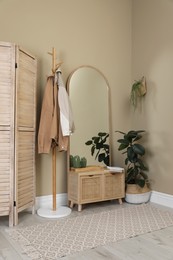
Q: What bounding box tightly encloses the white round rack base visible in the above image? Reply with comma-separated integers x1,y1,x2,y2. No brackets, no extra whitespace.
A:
37,206,72,218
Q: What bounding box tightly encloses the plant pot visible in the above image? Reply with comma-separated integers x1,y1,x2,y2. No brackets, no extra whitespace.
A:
125,184,151,204
137,77,147,97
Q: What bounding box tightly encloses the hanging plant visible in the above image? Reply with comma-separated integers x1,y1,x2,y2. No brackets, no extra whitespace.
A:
130,76,147,109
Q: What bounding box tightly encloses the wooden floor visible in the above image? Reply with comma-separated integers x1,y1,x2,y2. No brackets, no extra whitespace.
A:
0,202,173,260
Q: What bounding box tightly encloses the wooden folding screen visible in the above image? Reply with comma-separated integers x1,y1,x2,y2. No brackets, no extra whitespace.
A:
0,41,37,226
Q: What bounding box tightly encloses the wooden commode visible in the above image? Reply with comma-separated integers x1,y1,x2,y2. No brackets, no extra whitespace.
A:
68,167,125,211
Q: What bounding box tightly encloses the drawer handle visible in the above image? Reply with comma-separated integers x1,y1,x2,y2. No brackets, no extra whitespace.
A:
88,175,94,177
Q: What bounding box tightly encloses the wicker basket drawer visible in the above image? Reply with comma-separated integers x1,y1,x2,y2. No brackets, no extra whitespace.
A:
103,172,125,199
80,175,102,203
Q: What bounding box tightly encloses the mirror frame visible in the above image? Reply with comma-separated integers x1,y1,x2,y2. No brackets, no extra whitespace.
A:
66,65,112,170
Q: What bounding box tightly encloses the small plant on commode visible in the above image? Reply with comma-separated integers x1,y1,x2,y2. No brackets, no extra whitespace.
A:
115,130,149,188
85,132,109,166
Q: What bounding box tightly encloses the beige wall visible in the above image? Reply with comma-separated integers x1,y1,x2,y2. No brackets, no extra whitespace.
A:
0,0,132,196
1,0,173,197
132,0,173,194
1,0,173,196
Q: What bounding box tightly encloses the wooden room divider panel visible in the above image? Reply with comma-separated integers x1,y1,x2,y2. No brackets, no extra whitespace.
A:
0,41,37,226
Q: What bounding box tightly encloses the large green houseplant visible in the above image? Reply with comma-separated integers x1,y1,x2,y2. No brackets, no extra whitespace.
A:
115,130,148,187
115,130,150,203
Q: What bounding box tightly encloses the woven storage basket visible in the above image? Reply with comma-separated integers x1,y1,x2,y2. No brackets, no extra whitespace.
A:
125,184,151,204
126,184,150,194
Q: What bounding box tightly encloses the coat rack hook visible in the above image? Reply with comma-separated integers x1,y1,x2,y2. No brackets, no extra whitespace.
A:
48,47,63,74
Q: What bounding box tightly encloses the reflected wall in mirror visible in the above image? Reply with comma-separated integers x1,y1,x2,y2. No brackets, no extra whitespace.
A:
67,65,111,168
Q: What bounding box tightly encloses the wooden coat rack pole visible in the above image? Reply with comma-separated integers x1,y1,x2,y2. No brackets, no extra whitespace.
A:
52,146,56,211
48,47,57,211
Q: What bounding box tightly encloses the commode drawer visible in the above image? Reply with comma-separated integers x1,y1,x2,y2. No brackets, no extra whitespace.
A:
104,172,125,199
80,174,102,203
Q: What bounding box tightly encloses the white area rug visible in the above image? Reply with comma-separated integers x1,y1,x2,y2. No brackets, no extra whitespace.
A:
5,204,173,259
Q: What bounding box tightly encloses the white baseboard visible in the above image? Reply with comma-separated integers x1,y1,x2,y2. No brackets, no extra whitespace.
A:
35,193,68,211
150,191,173,208
34,191,173,212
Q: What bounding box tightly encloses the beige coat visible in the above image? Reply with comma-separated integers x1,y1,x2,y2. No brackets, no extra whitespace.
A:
38,76,68,154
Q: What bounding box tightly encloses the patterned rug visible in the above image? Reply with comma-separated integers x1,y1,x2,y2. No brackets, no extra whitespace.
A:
5,204,173,259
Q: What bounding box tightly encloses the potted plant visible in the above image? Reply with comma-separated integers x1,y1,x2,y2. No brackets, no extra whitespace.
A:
130,76,147,109
115,130,151,204
85,132,109,166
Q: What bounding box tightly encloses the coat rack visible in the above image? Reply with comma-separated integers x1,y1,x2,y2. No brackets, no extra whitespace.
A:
37,47,71,218
48,47,60,212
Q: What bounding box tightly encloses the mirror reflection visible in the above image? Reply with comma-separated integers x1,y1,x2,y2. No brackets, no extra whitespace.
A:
67,66,110,168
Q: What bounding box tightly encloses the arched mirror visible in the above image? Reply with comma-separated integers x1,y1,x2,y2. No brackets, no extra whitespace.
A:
67,65,111,169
